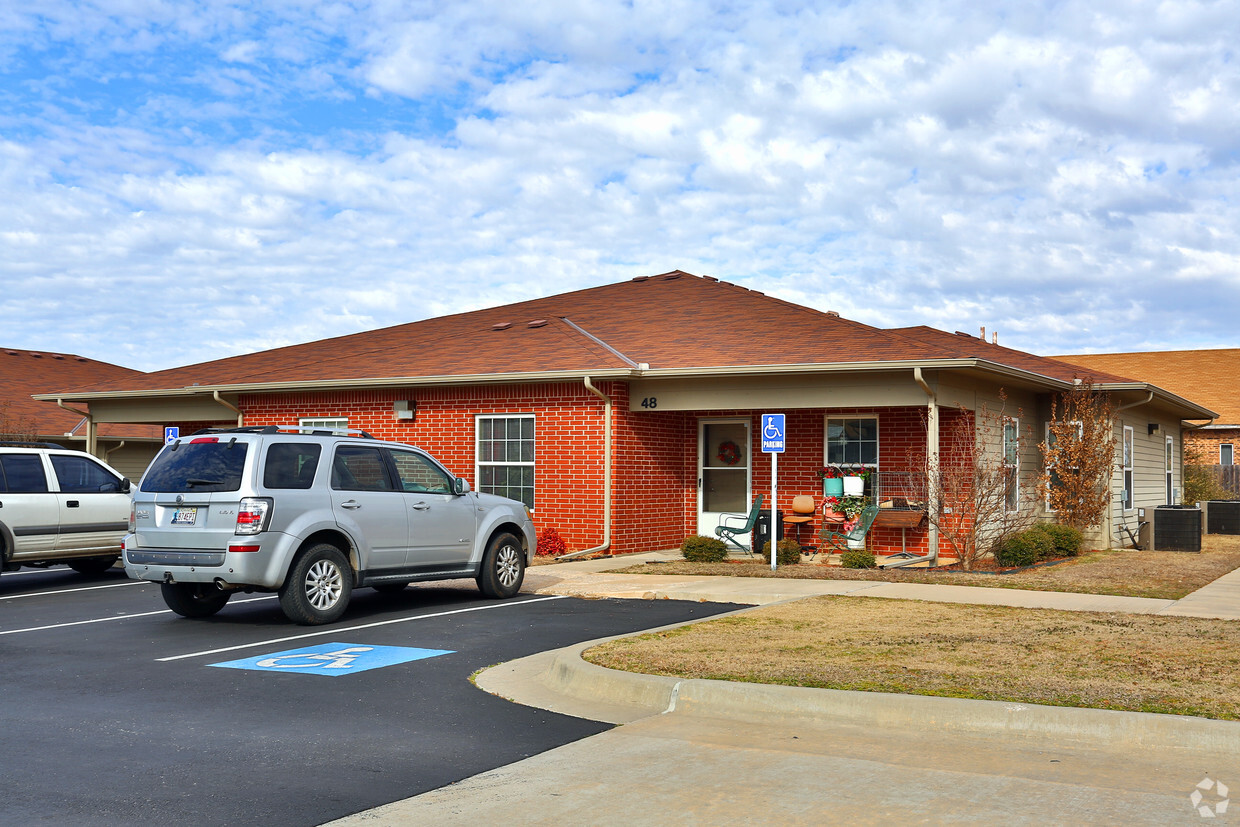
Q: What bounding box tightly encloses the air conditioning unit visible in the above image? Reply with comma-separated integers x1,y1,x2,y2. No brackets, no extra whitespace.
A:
1137,506,1202,552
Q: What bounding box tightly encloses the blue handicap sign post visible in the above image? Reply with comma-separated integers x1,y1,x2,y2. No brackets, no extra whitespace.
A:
164,426,179,444
761,414,785,453
761,414,785,572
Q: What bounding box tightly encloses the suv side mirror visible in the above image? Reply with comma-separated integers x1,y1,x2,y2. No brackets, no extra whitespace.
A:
121,478,132,494
453,477,471,495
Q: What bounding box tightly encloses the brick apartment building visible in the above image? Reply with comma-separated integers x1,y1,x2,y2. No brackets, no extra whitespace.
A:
39,272,1214,559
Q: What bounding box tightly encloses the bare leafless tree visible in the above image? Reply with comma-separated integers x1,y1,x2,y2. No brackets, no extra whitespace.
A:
924,394,1037,569
0,401,39,442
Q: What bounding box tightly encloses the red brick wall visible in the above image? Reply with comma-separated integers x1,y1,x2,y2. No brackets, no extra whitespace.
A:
238,385,611,554
1186,429,1240,464
162,389,948,559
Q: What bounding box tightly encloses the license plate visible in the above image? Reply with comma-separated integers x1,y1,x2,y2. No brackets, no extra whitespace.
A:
171,507,198,525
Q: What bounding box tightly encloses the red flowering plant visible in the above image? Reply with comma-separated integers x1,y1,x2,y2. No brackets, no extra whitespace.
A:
817,466,843,480
536,527,568,557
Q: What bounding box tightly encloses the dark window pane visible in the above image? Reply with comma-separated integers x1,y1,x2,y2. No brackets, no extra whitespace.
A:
0,455,48,493
51,455,121,493
143,443,248,493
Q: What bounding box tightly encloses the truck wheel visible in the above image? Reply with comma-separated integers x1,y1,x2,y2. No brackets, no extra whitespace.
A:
161,582,231,618
68,555,119,576
476,532,525,599
279,543,352,625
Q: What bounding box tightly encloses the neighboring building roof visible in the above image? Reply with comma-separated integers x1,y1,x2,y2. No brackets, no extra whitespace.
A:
1054,349,1240,425
0,347,160,440
32,272,1216,421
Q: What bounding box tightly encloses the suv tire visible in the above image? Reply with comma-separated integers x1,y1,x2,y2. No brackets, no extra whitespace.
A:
161,582,232,618
68,555,120,576
476,532,525,599
279,543,352,625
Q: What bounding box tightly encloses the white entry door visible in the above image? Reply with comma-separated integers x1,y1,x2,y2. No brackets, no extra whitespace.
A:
697,419,752,542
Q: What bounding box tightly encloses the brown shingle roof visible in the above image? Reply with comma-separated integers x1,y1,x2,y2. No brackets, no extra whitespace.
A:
40,273,1198,418
0,348,160,439
890,327,1136,384
1054,349,1240,424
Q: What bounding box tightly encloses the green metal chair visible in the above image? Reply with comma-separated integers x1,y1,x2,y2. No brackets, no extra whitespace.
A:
820,504,880,554
715,495,763,553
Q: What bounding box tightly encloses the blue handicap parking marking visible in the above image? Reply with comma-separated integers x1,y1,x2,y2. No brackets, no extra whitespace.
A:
210,642,453,676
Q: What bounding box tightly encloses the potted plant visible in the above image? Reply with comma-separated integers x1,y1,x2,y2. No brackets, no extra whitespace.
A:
822,495,846,522
818,465,845,496
842,466,870,496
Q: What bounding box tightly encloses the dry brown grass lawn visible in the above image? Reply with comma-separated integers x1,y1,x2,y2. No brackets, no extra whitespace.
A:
601,535,1240,600
585,597,1240,720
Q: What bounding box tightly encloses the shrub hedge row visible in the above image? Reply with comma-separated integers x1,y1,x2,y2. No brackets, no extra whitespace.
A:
995,523,1083,567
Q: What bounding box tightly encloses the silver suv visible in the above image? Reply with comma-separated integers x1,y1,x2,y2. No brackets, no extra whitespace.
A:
0,443,132,576
125,426,535,625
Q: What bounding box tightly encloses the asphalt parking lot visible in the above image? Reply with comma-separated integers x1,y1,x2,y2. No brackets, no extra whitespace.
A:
1,566,740,826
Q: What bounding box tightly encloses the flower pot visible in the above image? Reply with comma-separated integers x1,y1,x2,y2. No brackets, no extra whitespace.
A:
843,476,864,496
824,478,844,496
822,507,845,523
847,537,865,550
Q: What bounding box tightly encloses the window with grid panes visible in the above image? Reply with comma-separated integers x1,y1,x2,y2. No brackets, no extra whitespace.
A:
476,415,535,509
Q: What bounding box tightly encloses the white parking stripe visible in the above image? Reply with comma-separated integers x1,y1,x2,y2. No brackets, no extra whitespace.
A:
0,581,142,601
0,595,278,636
157,595,571,662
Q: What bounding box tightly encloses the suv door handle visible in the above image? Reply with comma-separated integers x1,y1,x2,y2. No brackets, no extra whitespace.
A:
67,501,80,508
410,502,430,511
340,500,362,509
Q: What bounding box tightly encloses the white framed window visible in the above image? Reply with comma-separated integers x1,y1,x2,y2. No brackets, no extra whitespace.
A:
1222,444,1234,466
824,415,879,496
1003,417,1020,512
1122,426,1134,511
1166,435,1175,504
476,414,534,510
299,417,348,432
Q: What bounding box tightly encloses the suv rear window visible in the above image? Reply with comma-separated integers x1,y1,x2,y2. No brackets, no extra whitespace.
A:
142,441,249,493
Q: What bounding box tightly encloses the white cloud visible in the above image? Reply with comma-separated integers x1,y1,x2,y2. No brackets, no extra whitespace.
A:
1,0,1239,371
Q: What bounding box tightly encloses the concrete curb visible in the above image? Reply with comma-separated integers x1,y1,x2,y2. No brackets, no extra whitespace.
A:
484,632,1240,760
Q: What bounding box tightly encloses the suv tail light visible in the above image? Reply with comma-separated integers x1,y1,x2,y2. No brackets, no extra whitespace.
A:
235,497,273,535
128,504,135,533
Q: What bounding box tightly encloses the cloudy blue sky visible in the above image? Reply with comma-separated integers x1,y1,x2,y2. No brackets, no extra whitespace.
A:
2,1,1238,372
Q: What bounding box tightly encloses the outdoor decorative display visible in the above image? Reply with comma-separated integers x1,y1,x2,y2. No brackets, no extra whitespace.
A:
818,465,845,495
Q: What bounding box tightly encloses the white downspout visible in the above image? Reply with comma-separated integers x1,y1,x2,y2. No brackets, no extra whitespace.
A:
559,377,613,559
213,391,243,427
914,368,940,564
56,399,97,456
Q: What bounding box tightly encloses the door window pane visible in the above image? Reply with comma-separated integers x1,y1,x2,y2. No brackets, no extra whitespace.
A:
51,455,122,493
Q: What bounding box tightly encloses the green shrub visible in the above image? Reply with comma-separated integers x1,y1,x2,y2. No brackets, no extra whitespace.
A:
839,548,877,569
996,529,1053,568
680,535,728,563
1034,523,1083,558
760,538,803,565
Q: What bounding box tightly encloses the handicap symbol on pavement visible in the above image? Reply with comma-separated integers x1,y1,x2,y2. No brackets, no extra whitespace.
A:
210,642,453,676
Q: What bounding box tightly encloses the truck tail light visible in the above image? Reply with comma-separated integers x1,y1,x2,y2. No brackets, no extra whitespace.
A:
235,498,273,535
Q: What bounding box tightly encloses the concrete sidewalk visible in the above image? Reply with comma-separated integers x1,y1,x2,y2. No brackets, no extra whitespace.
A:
521,550,1238,619
325,555,1240,825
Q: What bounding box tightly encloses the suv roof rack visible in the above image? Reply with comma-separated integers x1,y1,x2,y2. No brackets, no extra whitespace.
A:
0,441,63,449
190,426,377,439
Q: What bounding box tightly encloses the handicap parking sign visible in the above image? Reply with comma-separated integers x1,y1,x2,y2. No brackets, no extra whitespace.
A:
761,413,785,453
210,642,453,676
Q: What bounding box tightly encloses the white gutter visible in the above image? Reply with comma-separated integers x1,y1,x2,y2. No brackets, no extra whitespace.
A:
558,377,613,560
913,368,939,565
104,440,125,463
213,391,243,427
1115,391,1154,412
56,398,96,455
